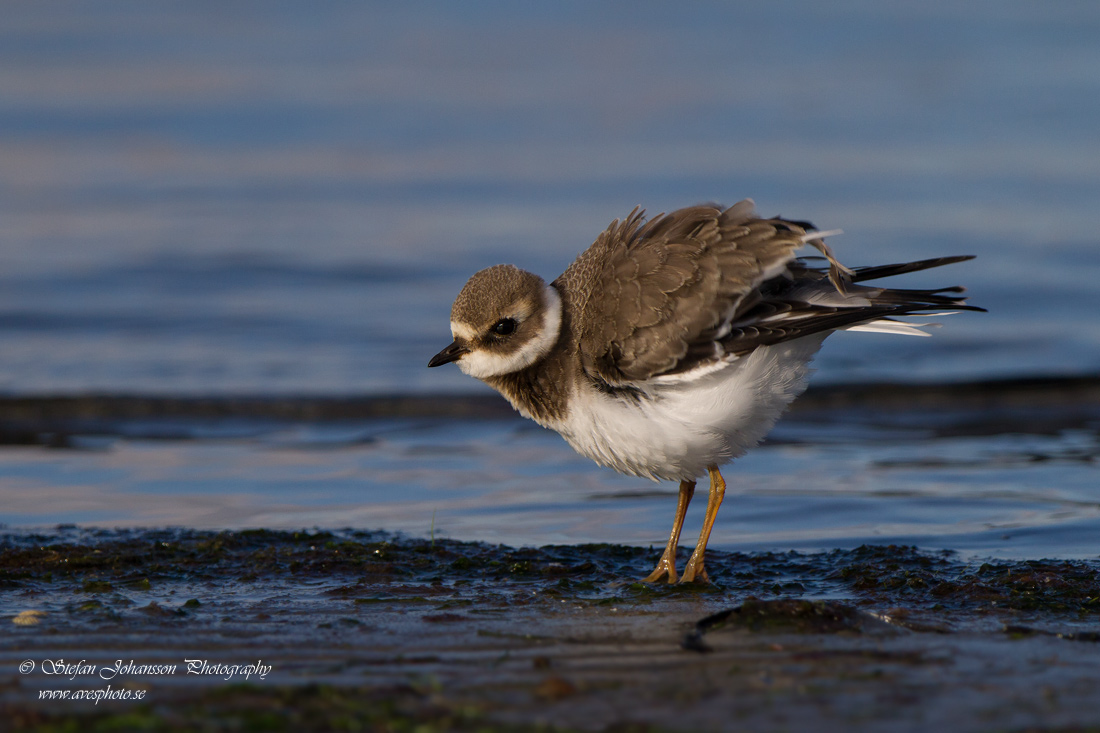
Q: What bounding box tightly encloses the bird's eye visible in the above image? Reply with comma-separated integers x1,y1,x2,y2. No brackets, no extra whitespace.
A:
491,318,517,336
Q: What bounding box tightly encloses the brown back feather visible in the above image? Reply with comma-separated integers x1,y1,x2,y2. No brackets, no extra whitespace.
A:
555,200,812,385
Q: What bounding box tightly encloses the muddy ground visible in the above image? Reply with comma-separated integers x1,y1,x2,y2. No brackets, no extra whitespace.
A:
2,529,1099,732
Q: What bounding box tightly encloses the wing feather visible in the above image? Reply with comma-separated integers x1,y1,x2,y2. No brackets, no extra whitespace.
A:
555,200,981,388
556,200,811,385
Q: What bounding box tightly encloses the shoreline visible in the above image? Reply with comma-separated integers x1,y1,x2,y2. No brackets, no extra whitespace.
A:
0,373,1097,423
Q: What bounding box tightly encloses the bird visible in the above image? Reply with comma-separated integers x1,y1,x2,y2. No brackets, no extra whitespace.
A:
427,199,982,583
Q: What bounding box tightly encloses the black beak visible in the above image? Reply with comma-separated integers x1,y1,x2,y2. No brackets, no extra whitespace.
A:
427,340,469,368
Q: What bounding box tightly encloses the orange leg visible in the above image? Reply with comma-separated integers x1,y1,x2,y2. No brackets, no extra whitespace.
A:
641,479,696,584
679,465,726,584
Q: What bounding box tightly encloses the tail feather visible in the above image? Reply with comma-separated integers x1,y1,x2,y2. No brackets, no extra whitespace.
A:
717,250,983,357
869,285,986,313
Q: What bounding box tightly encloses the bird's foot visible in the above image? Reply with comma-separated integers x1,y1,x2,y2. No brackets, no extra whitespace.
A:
641,551,678,584
678,551,710,584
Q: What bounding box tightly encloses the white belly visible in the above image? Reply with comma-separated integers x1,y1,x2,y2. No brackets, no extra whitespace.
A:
550,335,828,481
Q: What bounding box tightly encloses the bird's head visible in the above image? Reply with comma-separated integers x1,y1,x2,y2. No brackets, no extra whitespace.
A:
428,264,562,379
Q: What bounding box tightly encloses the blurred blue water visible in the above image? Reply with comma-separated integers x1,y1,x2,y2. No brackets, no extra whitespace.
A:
1,1,1098,395
2,3,1099,557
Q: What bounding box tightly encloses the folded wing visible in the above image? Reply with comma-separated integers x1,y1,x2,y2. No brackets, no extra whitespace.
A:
557,200,982,388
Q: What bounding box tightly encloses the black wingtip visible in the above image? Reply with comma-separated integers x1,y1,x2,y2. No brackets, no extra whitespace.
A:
851,254,978,283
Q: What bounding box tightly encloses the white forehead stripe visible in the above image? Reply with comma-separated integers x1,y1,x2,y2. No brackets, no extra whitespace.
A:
450,321,478,341
457,284,562,379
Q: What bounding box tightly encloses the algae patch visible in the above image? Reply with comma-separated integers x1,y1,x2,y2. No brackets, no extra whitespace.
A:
4,530,1100,732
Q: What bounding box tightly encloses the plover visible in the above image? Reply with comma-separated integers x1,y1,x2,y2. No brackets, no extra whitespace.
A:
428,200,982,583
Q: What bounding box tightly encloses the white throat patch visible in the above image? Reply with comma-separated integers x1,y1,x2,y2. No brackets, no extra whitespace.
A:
455,284,562,379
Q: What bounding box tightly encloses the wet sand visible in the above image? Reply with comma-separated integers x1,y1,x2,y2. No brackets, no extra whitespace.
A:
3,530,1100,732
